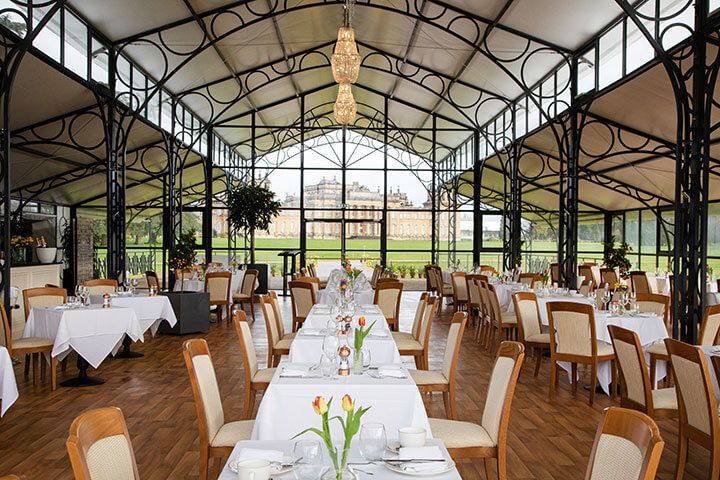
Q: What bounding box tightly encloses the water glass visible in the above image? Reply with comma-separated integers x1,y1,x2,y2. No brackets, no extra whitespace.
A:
319,354,337,378
293,440,323,480
322,334,340,360
359,423,387,461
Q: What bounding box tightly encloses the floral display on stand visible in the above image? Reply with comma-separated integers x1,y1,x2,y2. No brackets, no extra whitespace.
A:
10,235,34,264
295,395,370,480
352,316,376,374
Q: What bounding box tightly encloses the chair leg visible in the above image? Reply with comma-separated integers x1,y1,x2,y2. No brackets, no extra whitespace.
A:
674,431,688,480
198,445,209,480
497,449,507,480
24,354,30,377
243,388,254,420
534,348,542,377
442,391,451,419
250,296,255,321
611,360,617,400
571,363,577,395
51,356,57,391
483,458,493,480
32,353,38,386
589,362,597,406
40,356,46,381
267,350,273,369
549,360,557,399
649,355,657,388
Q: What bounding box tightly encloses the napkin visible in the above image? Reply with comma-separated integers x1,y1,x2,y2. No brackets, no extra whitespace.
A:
401,462,448,473
368,329,389,338
236,448,284,463
280,364,311,377
378,365,406,378
299,328,323,336
399,446,444,460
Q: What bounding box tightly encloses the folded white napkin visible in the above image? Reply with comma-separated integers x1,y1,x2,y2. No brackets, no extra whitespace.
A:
401,462,448,473
236,448,284,463
368,329,389,338
378,365,406,378
281,364,311,377
299,328,323,336
399,446,444,461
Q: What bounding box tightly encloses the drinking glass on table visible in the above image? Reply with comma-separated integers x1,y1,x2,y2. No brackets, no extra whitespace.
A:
131,277,138,293
322,334,340,360
293,440,323,480
359,423,387,461
601,290,611,311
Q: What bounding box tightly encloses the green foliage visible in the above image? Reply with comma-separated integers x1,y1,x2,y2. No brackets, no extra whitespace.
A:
603,235,633,277
227,183,281,262
408,265,417,278
169,229,197,270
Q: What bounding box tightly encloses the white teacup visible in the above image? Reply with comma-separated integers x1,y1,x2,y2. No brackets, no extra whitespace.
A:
235,459,271,480
399,427,427,448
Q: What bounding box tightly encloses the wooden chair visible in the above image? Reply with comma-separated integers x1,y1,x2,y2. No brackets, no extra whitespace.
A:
434,267,454,312
145,270,160,291
607,325,677,419
451,272,468,312
233,310,276,419
66,406,140,480
426,265,438,294
83,278,118,295
183,339,254,480
665,338,720,479
22,286,67,386
547,302,616,406
511,291,550,377
259,294,293,367
428,341,525,479
550,262,559,287
517,273,539,288
475,280,495,348
486,284,517,350
374,281,403,332
466,274,484,327
584,407,665,480
375,277,398,286
600,267,618,287
0,476,20,479
394,295,437,370
267,291,295,345
410,311,467,419
2,303,56,390
176,268,194,282
479,265,496,275
293,276,320,294
579,264,594,290
307,262,317,278
369,264,383,288
232,269,258,322
630,271,657,294
204,271,232,324
289,280,316,332
392,292,428,345
634,293,671,384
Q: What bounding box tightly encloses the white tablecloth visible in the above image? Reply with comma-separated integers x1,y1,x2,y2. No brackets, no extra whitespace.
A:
23,306,144,369
173,270,244,302
537,295,593,326
496,283,525,312
303,305,388,330
219,439,461,480
290,333,400,365
252,364,432,441
0,347,18,416
318,288,375,306
88,295,177,336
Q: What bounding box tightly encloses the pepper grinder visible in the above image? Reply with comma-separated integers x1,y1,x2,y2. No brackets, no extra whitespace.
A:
337,344,351,376
102,293,110,309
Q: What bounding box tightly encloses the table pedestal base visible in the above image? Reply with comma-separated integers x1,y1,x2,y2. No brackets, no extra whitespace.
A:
61,356,105,387
113,335,144,358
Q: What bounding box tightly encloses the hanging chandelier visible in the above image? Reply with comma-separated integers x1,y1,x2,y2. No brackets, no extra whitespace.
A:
333,83,357,125
331,26,360,84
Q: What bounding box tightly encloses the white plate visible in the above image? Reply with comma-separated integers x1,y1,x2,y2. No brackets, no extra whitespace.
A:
383,460,456,476
228,455,295,475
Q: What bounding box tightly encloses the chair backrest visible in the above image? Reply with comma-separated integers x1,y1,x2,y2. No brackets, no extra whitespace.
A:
66,406,140,480
176,269,193,281
268,291,286,339
426,266,439,291
83,279,118,296
547,301,597,358
635,293,669,327
480,341,525,446
410,292,429,340
289,281,316,319
477,280,491,321
466,274,483,307
370,264,383,288
376,277,398,286
698,304,720,345
579,282,593,297
294,276,320,294
511,291,542,341
374,281,403,321
518,273,539,287
451,272,468,302
22,287,67,320
417,296,439,349
590,265,602,288
241,269,258,295
579,265,593,287
584,407,664,480
600,268,618,286
233,310,259,385
485,284,504,326
550,263,559,285
260,294,280,348
441,311,468,382
479,265,496,275
182,338,226,448
204,271,232,303
665,339,719,449
607,326,654,414
1,304,12,351
630,272,651,294
145,271,160,289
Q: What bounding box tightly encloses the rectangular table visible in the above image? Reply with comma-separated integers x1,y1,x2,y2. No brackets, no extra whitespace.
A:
172,270,244,302
317,288,375,306
0,347,18,416
252,364,431,441
89,294,177,335
303,304,387,330
219,439,461,479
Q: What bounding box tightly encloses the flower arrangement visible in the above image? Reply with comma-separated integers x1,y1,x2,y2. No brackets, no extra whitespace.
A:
10,235,34,248
295,395,370,480
613,282,628,292
353,316,376,373
341,258,363,281
540,268,550,285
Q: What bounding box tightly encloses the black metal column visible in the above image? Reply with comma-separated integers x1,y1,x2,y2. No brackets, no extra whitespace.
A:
203,132,213,261
431,115,437,264
503,142,521,272
299,96,307,268
381,97,389,267
472,130,482,267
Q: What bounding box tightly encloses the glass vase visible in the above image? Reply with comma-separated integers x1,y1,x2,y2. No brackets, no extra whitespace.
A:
11,247,26,265
351,347,370,375
320,445,357,480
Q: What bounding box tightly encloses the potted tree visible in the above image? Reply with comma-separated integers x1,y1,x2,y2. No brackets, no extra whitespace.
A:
603,235,632,279
227,183,281,294
169,229,198,289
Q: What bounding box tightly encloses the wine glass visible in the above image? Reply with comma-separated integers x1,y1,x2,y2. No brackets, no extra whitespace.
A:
359,423,387,461
322,334,340,361
131,277,138,294
293,440,323,480
601,290,611,311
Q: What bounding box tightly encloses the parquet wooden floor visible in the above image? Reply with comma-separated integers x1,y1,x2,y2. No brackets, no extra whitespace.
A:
0,292,709,479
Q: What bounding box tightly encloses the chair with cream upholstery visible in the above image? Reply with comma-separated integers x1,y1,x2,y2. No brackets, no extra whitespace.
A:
466,274,484,327
584,407,665,480
260,293,293,367
451,272,468,312
547,302,616,406
425,265,436,293
607,325,677,419
428,341,524,479
204,271,232,324
183,339,254,480
374,281,403,332
550,263,559,287
395,295,437,370
289,280,316,332
83,279,118,296
176,268,194,281
2,303,56,390
233,269,258,322
22,286,67,386
370,264,383,289
665,338,720,479
486,284,517,350
475,280,495,348
268,291,295,345
145,271,160,291
630,271,657,294
479,265,496,275
410,311,467,419
579,265,594,290
518,273,539,288
233,310,276,419
293,276,320,294
66,406,139,480
579,281,593,297
511,291,550,377
600,267,618,287
432,266,454,313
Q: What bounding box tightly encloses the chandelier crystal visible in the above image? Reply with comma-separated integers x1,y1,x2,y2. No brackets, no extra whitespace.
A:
333,83,356,125
331,26,360,84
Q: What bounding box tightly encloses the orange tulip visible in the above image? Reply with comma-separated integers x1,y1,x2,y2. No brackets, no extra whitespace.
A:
312,396,328,415
358,316,366,327
342,394,354,412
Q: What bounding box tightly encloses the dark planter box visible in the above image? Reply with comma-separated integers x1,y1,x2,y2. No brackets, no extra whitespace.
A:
158,291,210,334
245,263,268,294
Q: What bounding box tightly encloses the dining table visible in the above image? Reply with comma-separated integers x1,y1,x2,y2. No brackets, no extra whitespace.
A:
172,269,245,302
0,346,18,416
317,287,375,306
23,305,143,387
